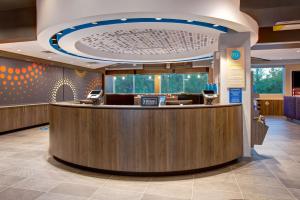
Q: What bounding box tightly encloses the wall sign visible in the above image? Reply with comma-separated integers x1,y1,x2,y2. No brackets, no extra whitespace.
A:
231,50,241,60
226,47,245,88
141,96,159,106
229,88,242,103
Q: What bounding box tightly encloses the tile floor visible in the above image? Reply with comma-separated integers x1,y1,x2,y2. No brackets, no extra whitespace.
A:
0,117,299,200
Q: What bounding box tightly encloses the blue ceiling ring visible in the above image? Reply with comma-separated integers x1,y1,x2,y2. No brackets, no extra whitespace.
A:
49,18,228,63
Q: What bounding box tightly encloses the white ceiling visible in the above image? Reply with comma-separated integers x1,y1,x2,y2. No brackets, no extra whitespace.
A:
1,41,300,69
0,41,111,69
251,48,300,60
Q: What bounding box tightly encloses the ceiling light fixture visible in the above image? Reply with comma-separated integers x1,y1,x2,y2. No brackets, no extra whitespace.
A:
187,20,193,23
213,24,219,27
91,22,98,25
155,18,162,20
121,18,127,21
70,27,76,30
297,50,300,53
17,49,21,52
48,56,52,59
57,32,63,35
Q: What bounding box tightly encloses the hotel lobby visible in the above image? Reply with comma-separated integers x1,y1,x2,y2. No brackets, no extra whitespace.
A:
0,0,300,199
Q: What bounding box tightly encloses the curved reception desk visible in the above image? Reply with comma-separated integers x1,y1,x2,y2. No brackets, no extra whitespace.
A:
50,103,243,174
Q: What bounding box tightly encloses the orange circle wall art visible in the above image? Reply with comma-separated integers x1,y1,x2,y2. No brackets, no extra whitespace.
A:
0,63,46,99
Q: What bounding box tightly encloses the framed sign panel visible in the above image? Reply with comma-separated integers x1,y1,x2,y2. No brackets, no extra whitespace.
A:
226,48,245,88
141,96,159,106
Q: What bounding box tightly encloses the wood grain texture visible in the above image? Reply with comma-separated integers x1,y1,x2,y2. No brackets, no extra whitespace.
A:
49,104,243,173
0,104,49,133
258,99,283,116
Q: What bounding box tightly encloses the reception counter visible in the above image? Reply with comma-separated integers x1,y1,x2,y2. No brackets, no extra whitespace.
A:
50,102,243,174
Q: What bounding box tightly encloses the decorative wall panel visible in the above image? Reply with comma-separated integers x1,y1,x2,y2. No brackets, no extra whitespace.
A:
0,57,101,106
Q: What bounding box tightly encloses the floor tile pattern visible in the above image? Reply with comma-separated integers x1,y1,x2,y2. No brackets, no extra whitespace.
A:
0,117,299,200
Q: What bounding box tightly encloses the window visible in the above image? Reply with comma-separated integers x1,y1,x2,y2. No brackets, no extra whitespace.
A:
134,75,155,93
105,73,208,94
160,73,208,94
252,67,284,94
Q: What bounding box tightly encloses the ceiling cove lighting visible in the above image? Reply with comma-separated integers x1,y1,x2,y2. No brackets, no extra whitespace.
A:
49,18,228,63
155,18,162,20
213,24,219,27
91,22,98,25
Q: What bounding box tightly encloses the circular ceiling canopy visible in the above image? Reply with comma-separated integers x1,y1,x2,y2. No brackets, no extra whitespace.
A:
37,0,258,65
50,18,227,63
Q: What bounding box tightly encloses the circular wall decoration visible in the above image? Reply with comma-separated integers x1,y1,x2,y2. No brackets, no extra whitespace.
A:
231,50,241,60
50,78,78,102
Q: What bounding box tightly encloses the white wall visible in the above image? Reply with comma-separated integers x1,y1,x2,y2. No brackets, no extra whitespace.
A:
218,32,252,157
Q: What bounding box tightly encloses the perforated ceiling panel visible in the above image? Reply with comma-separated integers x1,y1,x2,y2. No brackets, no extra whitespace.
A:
79,29,218,56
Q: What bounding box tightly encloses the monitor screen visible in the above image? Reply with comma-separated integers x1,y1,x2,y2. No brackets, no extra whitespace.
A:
203,90,215,95
90,90,101,95
292,71,300,88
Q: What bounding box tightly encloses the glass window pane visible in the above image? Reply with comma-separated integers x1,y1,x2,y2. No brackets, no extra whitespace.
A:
105,76,114,93
183,73,208,93
252,67,283,94
134,75,155,94
161,74,184,94
114,75,134,93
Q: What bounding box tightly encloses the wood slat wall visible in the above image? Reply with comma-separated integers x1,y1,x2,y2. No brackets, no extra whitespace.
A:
257,99,284,116
50,104,243,173
0,104,49,133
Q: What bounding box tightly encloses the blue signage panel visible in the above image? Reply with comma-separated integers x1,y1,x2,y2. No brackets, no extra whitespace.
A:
231,50,241,60
229,88,242,103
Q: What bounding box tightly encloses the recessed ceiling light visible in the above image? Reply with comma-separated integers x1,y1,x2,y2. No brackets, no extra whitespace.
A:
297,50,300,53
70,27,76,30
187,20,193,23
121,18,127,21
91,22,98,25
155,18,162,20
213,24,219,27
17,49,21,52
57,32,63,35
47,56,52,59
52,38,57,40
